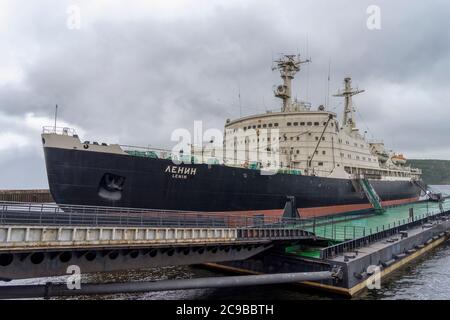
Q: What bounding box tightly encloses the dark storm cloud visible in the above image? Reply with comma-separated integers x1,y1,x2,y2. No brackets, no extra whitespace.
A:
0,0,450,188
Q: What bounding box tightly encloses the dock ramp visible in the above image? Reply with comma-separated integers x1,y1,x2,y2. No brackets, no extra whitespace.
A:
413,180,442,202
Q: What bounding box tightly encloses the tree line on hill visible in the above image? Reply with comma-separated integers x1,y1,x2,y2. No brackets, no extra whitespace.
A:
407,159,450,185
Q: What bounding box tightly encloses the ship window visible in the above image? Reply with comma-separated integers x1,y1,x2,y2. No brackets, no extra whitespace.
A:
300,122,305,126
263,124,267,128
252,125,256,129
323,122,327,126
296,150,300,154
315,151,318,155
322,151,326,155
356,156,360,160
308,132,312,136
294,122,298,126
296,137,300,141
268,123,273,127
257,125,261,128
314,122,319,126
307,122,312,126
274,123,279,127
287,122,292,126
322,137,325,141
315,137,319,141
348,154,351,158
290,137,293,140
318,162,323,166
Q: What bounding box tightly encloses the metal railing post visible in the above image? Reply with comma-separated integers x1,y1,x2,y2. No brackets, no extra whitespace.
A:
313,217,316,234
1,205,5,224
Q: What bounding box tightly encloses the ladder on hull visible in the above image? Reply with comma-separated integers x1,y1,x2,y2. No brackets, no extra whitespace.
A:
358,178,384,213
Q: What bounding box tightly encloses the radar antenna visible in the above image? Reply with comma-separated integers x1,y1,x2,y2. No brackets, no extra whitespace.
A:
334,77,364,132
272,54,310,112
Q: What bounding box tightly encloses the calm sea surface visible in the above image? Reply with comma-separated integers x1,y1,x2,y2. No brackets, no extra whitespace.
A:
3,185,450,300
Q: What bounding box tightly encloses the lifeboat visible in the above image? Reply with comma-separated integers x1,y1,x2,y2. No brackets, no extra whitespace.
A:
391,154,407,165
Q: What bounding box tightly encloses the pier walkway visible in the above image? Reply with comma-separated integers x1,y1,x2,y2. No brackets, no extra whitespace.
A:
0,201,316,280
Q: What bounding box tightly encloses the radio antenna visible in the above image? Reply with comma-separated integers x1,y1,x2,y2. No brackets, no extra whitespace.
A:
326,59,331,108
238,84,242,117
305,34,310,102
54,104,58,131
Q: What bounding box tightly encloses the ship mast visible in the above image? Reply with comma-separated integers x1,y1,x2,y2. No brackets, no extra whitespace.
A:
333,77,364,133
272,54,310,112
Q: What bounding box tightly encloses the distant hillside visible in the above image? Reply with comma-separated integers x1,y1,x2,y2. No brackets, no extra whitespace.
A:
407,159,450,185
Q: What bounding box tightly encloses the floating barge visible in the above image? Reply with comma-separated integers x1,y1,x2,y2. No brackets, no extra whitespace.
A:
206,199,450,297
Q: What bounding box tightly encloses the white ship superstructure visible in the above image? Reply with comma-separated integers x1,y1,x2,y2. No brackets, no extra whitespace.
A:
222,55,421,181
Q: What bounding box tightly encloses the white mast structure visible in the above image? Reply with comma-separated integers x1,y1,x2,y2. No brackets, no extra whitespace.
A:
272,54,310,112
334,77,364,134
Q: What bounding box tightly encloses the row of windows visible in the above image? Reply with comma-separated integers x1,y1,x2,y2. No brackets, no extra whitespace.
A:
232,130,366,151
240,120,334,131
337,138,365,148
283,149,327,156
286,121,333,127
339,152,376,162
345,167,412,177
228,136,372,157
243,123,279,130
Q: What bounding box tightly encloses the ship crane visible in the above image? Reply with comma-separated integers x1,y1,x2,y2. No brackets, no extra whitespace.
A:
333,77,364,133
272,54,310,112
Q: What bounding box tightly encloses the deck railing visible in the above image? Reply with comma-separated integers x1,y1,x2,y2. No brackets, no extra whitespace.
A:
42,126,77,136
320,208,449,259
0,201,317,230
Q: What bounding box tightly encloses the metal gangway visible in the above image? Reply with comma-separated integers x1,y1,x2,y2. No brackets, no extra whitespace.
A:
358,178,384,212
0,201,318,280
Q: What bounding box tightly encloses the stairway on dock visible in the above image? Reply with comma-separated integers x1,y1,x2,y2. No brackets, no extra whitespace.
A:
358,178,384,212
413,180,442,202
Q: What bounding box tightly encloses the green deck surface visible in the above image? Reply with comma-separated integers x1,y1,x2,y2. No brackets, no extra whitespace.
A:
304,199,450,241
288,199,449,257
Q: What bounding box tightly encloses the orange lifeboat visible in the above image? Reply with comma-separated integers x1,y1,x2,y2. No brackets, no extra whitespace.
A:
391,154,407,165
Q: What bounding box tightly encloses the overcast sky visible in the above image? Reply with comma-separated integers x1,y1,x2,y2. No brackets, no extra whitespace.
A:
1,0,449,189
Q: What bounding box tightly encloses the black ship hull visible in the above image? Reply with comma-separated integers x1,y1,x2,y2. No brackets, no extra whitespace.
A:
43,147,422,218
